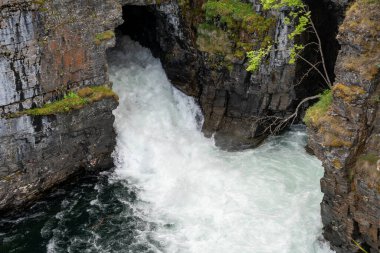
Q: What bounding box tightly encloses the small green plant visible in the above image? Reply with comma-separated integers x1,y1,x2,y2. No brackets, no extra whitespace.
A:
64,91,79,99
199,0,275,66
94,30,115,45
247,0,311,71
303,89,333,126
246,0,332,90
204,0,256,30
246,45,272,72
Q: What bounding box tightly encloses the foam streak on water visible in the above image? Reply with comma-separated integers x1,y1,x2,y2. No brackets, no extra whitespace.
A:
108,37,334,253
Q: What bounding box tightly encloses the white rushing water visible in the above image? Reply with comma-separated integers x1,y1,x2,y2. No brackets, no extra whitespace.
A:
108,37,334,253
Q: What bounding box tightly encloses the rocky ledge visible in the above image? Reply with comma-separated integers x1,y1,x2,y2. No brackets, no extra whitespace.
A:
0,97,118,212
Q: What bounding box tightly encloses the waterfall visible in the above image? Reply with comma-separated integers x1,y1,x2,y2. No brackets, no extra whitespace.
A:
108,37,334,253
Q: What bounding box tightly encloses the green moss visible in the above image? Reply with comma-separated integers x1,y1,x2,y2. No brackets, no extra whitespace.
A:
304,90,333,126
358,153,379,164
203,0,275,33
196,23,232,54
198,0,275,69
10,86,118,117
32,0,47,5
204,0,254,30
94,30,115,45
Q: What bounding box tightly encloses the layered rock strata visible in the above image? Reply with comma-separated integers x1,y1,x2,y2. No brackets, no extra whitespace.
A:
307,0,380,252
0,0,121,211
119,0,308,150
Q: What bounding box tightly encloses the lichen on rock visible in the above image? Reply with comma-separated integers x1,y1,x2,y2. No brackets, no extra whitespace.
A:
307,0,380,252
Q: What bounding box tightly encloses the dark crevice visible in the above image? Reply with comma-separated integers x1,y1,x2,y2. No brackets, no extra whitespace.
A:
115,5,162,58
294,0,342,107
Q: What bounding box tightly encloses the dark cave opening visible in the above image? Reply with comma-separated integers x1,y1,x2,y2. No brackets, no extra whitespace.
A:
113,4,199,97
115,5,162,58
295,0,342,101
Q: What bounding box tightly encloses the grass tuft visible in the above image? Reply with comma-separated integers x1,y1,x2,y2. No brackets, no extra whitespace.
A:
10,85,118,117
304,90,333,126
94,30,115,45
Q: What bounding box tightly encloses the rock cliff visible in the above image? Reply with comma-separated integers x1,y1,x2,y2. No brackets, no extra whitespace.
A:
307,0,380,252
1,0,379,252
118,0,313,150
0,0,121,211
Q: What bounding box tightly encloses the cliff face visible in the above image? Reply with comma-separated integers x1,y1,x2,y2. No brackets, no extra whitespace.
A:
0,0,121,211
1,1,378,252
119,0,307,150
0,98,117,210
307,0,380,252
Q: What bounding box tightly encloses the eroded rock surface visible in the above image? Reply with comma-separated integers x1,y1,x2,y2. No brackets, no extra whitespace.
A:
118,0,308,150
0,98,117,211
307,0,380,252
0,0,121,211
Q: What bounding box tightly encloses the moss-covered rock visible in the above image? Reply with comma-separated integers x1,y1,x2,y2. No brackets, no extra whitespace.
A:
94,30,115,45
195,0,275,68
9,86,118,117
304,90,333,127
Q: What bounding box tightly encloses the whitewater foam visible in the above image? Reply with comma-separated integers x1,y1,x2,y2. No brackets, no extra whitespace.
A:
108,37,334,253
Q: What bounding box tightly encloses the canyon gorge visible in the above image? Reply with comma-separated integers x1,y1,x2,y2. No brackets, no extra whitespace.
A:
0,0,379,252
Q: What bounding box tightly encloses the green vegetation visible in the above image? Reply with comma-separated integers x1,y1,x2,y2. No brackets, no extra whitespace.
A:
197,0,275,70
246,45,272,72
204,0,271,32
94,30,115,45
358,153,379,164
196,23,232,55
64,91,79,99
247,0,311,72
32,0,47,5
11,86,118,117
303,90,332,126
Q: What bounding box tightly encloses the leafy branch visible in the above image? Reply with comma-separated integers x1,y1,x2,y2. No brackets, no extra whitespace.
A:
244,0,334,135
246,0,332,88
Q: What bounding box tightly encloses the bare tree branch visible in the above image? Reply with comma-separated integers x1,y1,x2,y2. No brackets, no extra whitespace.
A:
255,94,322,135
293,61,321,87
296,54,331,88
303,6,332,87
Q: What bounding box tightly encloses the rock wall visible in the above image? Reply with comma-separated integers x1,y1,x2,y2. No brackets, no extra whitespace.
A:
2,2,378,252
119,0,308,150
0,98,117,211
307,0,380,252
0,0,122,211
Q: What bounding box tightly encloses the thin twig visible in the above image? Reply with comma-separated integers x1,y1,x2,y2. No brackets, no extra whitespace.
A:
304,6,332,87
293,61,321,87
296,54,331,88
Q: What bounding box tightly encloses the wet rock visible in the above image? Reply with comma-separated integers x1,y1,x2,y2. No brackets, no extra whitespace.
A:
0,98,118,212
0,0,122,211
